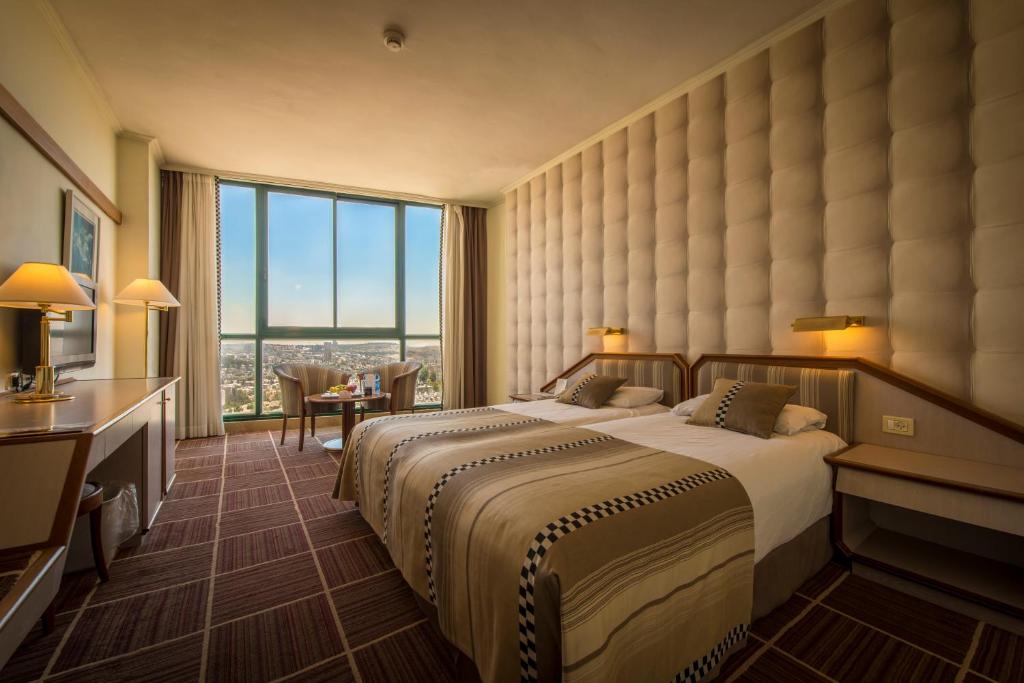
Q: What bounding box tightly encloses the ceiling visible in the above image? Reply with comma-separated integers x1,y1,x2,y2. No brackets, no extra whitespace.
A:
50,0,827,205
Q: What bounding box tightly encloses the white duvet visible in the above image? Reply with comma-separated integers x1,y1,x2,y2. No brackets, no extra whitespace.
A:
493,398,669,425
585,413,846,561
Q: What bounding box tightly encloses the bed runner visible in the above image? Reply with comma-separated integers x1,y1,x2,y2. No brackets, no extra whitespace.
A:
335,409,754,682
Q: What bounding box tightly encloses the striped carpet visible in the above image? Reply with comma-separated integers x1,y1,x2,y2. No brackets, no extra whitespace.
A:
0,429,1020,682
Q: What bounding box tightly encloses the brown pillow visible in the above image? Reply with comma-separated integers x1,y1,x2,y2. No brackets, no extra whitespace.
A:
556,374,627,409
689,378,796,438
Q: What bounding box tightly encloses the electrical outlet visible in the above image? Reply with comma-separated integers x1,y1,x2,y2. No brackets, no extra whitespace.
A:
882,415,914,436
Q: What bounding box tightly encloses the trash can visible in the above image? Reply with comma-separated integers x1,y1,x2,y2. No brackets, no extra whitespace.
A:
66,480,141,572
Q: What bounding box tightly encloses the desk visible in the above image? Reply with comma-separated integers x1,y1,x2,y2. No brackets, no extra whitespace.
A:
0,378,179,531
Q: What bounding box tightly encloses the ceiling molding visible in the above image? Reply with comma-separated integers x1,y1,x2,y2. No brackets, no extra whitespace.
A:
160,163,492,209
118,130,166,164
498,0,852,196
37,0,122,131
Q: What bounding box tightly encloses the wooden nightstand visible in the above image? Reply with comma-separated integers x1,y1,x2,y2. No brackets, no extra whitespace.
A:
825,443,1024,618
508,393,556,403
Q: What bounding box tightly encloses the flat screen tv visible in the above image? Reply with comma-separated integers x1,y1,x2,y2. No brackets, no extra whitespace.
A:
20,283,97,374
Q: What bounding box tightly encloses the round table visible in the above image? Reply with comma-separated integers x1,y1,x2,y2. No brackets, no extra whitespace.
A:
306,392,388,453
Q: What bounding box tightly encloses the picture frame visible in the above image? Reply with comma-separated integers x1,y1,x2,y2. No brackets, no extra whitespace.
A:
62,189,100,286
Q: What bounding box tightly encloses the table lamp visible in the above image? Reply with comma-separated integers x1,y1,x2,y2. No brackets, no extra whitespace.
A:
114,278,180,378
0,262,96,402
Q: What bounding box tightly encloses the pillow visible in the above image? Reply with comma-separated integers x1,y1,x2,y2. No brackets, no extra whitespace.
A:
774,404,828,435
556,374,627,409
606,386,664,408
689,378,796,439
552,378,569,395
671,393,709,416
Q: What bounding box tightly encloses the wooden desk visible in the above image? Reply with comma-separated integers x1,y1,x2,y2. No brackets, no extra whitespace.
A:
0,378,179,531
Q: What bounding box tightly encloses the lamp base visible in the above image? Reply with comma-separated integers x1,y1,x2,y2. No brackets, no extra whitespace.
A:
13,391,73,404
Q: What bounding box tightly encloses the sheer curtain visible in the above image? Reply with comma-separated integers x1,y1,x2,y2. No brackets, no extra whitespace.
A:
160,171,223,437
441,204,487,409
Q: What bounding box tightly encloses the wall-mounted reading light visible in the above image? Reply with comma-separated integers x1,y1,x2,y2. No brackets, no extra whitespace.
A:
586,327,627,336
791,315,865,332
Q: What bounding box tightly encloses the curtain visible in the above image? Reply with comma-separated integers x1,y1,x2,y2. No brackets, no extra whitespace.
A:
158,171,182,378
441,204,487,409
163,172,224,438
441,205,465,409
462,207,487,407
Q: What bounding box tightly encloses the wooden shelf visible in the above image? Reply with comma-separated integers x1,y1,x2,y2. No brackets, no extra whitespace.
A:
851,527,1024,618
826,443,1024,502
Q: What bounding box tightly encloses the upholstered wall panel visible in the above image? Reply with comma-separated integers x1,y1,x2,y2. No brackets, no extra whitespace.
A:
627,115,657,352
504,0,1022,424
506,192,518,390
770,25,825,354
561,154,583,367
822,0,892,364
971,0,1024,424
725,52,772,353
654,97,689,352
686,77,727,358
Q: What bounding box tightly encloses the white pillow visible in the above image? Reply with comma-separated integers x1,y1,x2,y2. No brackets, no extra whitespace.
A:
774,404,828,435
605,386,664,408
671,394,708,416
552,378,569,395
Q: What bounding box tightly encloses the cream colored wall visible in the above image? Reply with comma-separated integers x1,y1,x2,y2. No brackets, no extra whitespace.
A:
0,0,120,383
486,202,508,405
505,0,1024,426
114,134,162,378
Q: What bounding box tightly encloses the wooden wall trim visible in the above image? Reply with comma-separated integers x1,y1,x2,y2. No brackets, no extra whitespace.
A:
0,82,123,224
539,352,689,401
690,354,1024,445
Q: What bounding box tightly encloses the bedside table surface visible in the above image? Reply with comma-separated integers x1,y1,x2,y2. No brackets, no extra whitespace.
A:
826,443,1024,501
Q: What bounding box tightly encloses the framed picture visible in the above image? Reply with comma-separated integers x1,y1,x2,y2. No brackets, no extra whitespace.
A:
63,189,100,286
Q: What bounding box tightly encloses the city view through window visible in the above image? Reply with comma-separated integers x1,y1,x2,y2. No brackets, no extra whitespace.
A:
218,182,442,417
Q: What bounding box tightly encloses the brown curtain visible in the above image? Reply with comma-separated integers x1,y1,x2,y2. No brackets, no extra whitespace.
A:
158,171,182,378
462,207,487,407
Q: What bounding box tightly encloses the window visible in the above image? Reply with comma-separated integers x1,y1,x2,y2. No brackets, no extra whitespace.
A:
218,181,442,418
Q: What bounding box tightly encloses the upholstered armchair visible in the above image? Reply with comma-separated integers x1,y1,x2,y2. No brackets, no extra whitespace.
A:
359,361,422,418
272,363,350,450
1,432,92,667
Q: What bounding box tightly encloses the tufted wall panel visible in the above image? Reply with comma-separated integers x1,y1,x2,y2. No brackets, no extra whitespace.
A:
561,154,583,367
504,0,1023,425
970,0,1024,424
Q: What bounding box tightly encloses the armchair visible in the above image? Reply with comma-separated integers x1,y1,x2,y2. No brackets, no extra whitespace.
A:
1,432,92,667
272,363,350,450
360,361,422,419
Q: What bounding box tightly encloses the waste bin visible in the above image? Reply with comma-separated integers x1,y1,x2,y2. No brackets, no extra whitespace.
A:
66,480,141,572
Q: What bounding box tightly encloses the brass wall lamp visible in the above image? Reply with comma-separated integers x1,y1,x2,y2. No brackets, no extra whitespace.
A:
791,315,865,332
586,327,627,336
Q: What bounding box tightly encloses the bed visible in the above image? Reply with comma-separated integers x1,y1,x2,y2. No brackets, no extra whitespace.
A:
333,356,853,682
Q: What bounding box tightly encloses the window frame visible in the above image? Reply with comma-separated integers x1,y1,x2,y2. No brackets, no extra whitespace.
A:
218,180,442,419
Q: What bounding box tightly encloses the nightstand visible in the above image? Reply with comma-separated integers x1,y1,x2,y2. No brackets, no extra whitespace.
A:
508,393,555,402
825,443,1024,618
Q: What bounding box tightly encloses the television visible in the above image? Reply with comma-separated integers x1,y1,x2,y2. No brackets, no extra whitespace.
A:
20,283,97,374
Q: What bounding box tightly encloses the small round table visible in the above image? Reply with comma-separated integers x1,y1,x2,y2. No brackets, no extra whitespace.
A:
306,392,388,454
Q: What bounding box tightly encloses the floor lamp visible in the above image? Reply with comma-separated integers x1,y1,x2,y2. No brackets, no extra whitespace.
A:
0,262,96,402
114,278,180,378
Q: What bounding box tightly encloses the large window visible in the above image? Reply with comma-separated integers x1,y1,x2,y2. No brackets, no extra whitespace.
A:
218,182,442,417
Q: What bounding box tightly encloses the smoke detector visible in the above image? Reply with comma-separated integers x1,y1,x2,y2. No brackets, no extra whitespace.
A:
383,28,405,52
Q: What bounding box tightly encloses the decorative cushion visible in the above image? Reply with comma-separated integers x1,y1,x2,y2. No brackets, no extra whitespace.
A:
605,386,664,408
556,374,627,409
689,378,796,438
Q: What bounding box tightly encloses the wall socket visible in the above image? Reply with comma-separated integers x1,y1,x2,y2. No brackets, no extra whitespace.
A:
882,415,915,436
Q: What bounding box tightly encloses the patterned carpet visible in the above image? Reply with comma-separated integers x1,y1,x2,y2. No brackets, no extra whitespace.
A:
0,428,1020,682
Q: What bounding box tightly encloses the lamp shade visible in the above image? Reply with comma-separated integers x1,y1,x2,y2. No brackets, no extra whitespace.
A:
114,278,180,307
0,262,95,311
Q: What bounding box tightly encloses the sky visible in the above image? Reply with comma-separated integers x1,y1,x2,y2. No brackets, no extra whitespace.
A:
219,185,441,335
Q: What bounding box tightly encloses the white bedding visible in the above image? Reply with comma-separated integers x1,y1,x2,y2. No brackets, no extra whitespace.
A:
493,399,669,425
585,413,846,561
